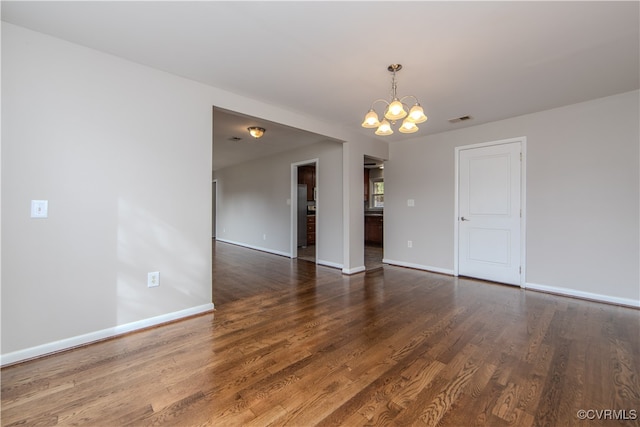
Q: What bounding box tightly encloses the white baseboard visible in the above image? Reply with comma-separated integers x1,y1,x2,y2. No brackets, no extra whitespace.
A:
525,282,639,308
216,238,291,258
0,303,215,367
317,259,343,269
343,265,366,275
383,259,455,276
217,238,344,270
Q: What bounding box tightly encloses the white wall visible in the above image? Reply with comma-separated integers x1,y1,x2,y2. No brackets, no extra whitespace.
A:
1,23,385,363
212,134,390,275
1,23,215,359
7,20,633,365
214,140,344,267
342,138,389,273
385,90,640,305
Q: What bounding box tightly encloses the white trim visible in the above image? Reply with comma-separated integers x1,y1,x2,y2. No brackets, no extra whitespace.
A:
216,238,291,258
525,282,640,309
0,303,214,367
212,179,218,239
317,259,343,269
454,136,527,287
383,259,455,276
342,265,366,275
520,139,527,287
342,147,351,273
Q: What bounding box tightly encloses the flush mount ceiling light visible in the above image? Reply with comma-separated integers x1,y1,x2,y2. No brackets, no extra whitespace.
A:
247,127,266,139
361,64,427,136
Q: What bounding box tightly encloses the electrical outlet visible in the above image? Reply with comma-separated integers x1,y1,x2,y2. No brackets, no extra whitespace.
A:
407,240,413,248
263,234,267,240
147,271,160,288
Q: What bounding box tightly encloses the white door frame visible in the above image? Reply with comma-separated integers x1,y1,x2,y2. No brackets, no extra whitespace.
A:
290,158,319,260
454,137,527,287
212,179,218,238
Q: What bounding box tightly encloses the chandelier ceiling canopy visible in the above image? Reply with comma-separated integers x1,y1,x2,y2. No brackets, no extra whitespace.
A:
361,64,427,136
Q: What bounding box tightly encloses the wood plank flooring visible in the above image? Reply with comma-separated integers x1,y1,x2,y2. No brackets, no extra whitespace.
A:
293,244,383,271
2,240,639,426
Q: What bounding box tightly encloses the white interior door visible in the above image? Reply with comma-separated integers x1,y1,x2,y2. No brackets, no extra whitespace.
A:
457,141,523,286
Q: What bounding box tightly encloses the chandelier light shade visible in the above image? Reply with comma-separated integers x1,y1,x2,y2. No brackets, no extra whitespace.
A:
362,109,381,128
385,99,407,121
361,64,427,136
375,119,393,136
399,119,418,134
248,126,266,139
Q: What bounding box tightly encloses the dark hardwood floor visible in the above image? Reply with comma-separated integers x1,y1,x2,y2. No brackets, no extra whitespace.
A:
296,244,383,271
2,240,639,426
364,244,383,271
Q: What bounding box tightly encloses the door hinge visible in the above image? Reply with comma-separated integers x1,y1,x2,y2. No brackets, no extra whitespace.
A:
520,152,522,161
519,266,522,274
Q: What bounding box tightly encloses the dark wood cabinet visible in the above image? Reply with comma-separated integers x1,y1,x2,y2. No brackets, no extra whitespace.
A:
364,168,370,202
298,165,316,201
307,215,316,245
365,215,383,246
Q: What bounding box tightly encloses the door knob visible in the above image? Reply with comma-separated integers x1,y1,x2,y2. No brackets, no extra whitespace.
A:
460,216,470,221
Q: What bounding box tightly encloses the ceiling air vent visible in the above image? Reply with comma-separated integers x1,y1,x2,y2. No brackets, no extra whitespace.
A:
448,115,472,124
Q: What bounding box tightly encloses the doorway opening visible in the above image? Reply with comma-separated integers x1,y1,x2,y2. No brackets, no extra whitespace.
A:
364,156,384,270
292,160,318,263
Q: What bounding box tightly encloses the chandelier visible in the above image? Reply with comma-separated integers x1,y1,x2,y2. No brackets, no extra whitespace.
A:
361,64,427,136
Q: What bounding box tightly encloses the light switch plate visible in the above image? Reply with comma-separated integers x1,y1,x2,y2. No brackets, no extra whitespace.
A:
31,200,48,218
148,272,160,288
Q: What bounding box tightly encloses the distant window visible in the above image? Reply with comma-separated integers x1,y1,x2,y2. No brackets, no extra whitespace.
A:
372,179,384,208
